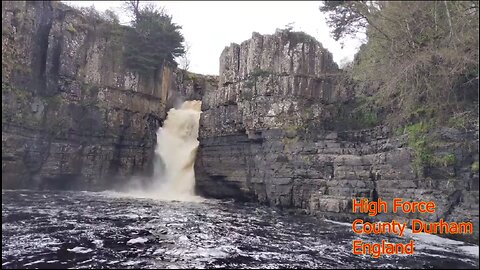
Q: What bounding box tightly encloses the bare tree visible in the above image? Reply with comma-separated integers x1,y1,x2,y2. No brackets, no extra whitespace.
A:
284,22,295,31
125,0,141,21
179,41,192,72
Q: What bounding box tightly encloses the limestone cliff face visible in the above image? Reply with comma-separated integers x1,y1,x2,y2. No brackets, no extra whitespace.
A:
1,1,215,190
201,31,341,137
195,30,479,242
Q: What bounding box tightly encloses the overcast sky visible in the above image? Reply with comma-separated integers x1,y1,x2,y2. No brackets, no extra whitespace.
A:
63,1,363,75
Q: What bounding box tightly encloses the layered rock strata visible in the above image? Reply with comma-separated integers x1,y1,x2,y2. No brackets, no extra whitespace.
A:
195,30,479,242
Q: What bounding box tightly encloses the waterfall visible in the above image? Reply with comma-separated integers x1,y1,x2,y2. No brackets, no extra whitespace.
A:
151,100,202,200
121,100,203,202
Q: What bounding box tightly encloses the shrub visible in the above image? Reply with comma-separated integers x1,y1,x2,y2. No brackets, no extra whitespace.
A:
437,153,456,167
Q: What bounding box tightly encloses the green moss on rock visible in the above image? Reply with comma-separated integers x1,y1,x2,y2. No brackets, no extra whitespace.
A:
472,161,479,173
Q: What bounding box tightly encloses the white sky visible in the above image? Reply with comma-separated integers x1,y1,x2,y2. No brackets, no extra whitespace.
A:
63,1,363,75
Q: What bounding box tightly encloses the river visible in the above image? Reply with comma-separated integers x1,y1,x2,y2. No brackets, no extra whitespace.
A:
2,190,478,269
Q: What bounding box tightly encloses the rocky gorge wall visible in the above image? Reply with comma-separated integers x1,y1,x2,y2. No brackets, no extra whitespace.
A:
195,30,479,243
1,1,216,190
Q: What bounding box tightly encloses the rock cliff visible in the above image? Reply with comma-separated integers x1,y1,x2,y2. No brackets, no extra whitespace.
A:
195,30,479,243
1,1,216,190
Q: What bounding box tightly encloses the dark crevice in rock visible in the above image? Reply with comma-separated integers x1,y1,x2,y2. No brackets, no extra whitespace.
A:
30,1,53,96
443,190,463,221
236,46,240,73
106,111,131,187
369,169,379,202
48,33,63,95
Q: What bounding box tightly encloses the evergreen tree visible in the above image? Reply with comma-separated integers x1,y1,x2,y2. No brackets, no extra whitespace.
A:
124,1,185,74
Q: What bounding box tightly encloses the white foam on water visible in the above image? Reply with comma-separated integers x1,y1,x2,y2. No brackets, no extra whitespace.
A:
78,259,94,265
67,247,93,254
98,189,205,203
92,239,104,248
178,235,189,243
127,237,149,245
23,259,45,266
324,219,352,227
189,247,228,258
324,219,479,258
153,248,166,255
122,261,141,266
457,246,480,258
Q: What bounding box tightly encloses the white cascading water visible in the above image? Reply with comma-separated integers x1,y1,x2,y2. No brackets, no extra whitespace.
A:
150,100,203,201
119,100,203,202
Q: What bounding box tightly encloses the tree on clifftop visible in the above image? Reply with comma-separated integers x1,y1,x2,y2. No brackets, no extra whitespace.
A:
123,0,185,74
320,1,479,127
